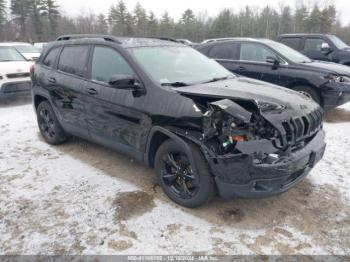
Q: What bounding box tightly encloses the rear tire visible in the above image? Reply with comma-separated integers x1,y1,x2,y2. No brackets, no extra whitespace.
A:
293,85,321,105
155,139,215,208
36,101,68,145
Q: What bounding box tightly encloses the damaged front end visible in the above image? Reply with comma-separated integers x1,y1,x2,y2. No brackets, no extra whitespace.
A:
185,98,326,199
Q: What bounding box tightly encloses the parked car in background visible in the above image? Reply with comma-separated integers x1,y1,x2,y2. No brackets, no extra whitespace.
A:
0,46,33,99
1,42,41,61
196,38,350,110
31,34,325,207
277,34,350,66
34,42,48,52
176,39,194,45
201,38,236,44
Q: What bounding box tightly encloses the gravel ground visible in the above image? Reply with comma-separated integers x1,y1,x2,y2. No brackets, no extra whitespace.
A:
0,99,349,255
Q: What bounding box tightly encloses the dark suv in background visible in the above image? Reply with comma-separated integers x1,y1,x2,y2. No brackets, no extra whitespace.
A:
277,34,350,65
196,38,350,110
31,35,325,207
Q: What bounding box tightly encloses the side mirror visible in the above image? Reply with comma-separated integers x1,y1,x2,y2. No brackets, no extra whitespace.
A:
321,43,332,54
266,56,279,67
108,74,140,90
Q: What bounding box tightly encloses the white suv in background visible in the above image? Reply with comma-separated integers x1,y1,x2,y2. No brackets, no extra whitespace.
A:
0,46,33,99
1,42,41,61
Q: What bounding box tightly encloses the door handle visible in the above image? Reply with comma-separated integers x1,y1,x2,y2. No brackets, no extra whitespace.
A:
48,77,56,84
87,87,98,95
237,66,246,72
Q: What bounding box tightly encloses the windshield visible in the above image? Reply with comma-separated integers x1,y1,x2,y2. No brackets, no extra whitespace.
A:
128,46,233,86
14,45,40,53
0,47,26,62
268,41,312,63
328,35,348,49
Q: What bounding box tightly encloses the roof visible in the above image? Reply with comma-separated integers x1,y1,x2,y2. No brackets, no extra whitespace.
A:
55,35,183,48
198,37,276,47
278,33,334,38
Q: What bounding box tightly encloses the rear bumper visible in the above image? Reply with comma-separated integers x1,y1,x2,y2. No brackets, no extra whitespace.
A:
0,81,32,99
208,130,326,199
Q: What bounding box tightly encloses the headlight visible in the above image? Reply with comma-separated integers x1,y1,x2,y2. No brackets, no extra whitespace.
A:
325,74,350,83
256,101,286,112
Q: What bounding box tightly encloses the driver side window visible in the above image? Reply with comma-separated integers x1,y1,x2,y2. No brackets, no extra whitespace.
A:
240,43,277,62
91,46,134,83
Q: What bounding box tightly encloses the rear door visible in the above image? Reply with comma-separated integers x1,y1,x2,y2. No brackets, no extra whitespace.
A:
301,37,332,61
238,42,280,84
51,45,90,137
82,45,148,159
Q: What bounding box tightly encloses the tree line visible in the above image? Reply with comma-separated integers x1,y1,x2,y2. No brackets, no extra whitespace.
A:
0,0,350,44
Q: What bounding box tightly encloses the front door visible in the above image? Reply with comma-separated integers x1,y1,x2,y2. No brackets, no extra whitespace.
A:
302,37,332,61
83,45,149,159
237,42,280,84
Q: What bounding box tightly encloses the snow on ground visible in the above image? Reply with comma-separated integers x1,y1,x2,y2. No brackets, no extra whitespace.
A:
0,99,350,255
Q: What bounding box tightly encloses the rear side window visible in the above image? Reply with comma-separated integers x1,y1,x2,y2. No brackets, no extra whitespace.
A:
91,46,134,83
280,37,301,50
43,47,60,68
209,43,238,60
304,38,328,52
58,45,90,77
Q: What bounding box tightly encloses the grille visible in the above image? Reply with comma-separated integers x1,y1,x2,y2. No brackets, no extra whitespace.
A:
6,72,30,79
282,108,323,145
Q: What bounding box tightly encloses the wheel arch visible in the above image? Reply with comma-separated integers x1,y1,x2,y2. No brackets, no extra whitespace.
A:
288,82,324,106
34,94,49,110
145,126,198,173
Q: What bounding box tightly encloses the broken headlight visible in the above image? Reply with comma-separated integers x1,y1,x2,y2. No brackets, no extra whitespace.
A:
203,107,279,154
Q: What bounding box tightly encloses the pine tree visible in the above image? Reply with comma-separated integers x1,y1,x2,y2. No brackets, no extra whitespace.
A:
0,0,6,28
159,11,174,37
307,5,323,33
294,5,308,33
109,0,129,36
42,0,60,39
30,0,46,41
96,14,108,34
279,6,293,34
133,2,147,36
147,11,158,37
11,0,32,38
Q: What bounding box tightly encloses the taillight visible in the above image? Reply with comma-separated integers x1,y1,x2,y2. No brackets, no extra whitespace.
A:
30,65,34,76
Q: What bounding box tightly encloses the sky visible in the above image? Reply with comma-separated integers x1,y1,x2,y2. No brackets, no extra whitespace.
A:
57,0,350,26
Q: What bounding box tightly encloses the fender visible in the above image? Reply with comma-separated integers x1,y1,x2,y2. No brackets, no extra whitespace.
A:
144,126,198,174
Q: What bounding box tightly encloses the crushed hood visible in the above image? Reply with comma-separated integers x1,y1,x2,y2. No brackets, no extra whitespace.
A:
174,76,319,114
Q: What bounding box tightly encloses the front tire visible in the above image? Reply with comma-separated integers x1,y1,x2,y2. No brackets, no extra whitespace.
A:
37,101,68,145
155,140,215,208
293,85,321,105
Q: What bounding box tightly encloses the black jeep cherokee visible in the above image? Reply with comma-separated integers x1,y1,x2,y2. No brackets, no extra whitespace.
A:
31,34,326,207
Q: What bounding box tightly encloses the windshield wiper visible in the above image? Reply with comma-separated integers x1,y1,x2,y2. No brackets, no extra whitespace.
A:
203,75,233,84
161,81,190,87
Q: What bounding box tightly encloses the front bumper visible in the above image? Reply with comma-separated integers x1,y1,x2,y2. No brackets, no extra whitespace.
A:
208,130,326,199
0,81,32,99
322,84,350,110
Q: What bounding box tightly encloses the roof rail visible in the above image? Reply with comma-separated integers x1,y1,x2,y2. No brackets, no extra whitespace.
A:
149,37,179,43
56,34,122,44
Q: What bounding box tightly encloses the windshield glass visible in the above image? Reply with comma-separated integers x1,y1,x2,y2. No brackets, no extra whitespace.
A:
0,47,26,62
128,46,233,86
268,41,312,63
14,45,40,53
328,35,348,49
